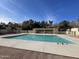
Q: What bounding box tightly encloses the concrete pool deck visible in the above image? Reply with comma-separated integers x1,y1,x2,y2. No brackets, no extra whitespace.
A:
0,33,79,59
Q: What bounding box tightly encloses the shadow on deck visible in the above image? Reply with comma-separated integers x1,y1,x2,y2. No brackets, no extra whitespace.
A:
0,46,78,59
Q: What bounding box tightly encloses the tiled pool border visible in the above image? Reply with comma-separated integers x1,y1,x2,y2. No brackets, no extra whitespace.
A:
0,33,79,58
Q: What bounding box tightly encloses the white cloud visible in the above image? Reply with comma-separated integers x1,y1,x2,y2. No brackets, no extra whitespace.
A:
0,0,16,15
0,16,16,24
45,15,57,24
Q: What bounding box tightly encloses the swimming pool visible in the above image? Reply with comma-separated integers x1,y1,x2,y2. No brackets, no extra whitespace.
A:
6,34,73,44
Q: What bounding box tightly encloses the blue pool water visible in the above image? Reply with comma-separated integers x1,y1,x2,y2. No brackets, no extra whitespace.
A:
7,35,73,44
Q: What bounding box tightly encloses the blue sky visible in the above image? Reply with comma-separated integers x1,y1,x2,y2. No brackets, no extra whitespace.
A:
0,0,79,23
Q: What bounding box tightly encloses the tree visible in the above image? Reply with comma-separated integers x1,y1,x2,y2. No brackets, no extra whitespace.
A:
75,18,79,27
70,18,79,27
0,23,6,29
33,21,41,28
22,19,34,30
48,20,53,26
22,19,49,30
8,22,17,30
40,21,48,28
53,24,58,28
58,20,71,31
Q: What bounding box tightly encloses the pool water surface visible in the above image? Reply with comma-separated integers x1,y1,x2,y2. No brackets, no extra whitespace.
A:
6,35,74,44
